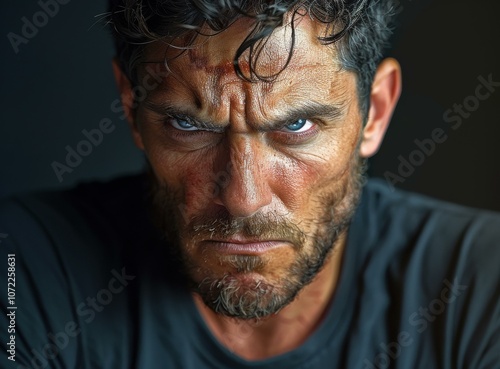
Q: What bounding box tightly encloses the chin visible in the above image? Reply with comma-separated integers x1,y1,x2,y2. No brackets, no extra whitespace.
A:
184,248,299,319
193,270,300,319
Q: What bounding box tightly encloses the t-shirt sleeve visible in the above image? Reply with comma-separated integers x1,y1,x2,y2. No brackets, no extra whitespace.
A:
451,213,500,369
1,188,140,369
362,181,500,369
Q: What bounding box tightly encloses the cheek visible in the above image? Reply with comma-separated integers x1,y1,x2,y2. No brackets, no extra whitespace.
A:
269,157,342,216
145,140,219,218
181,166,220,218
271,126,360,214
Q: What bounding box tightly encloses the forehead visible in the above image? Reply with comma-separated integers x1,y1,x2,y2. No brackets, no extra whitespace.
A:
144,14,339,68
140,14,352,122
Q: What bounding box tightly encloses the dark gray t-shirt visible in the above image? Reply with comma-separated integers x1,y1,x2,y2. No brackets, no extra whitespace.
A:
1,175,499,369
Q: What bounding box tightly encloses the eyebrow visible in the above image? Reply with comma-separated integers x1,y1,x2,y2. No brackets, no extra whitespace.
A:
264,100,347,129
143,99,347,131
144,101,223,131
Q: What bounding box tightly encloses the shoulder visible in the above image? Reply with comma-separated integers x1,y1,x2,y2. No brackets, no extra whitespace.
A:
0,174,147,267
0,173,156,291
0,174,151,368
355,179,500,368
361,178,500,246
357,178,500,292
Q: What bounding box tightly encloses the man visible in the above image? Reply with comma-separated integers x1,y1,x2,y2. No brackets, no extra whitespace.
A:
1,1,499,368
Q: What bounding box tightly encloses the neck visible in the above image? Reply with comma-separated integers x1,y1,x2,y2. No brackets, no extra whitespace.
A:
192,231,347,361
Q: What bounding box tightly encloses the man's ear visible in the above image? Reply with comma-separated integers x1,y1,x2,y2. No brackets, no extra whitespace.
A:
359,58,402,158
112,58,144,150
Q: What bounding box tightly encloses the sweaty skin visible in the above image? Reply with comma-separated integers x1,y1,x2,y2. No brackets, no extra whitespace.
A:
114,12,401,361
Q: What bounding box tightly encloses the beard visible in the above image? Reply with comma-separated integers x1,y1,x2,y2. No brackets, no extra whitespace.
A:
149,154,367,320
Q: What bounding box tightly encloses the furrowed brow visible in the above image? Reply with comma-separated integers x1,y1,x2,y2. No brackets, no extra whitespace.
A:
143,100,347,131
263,101,347,130
143,101,223,131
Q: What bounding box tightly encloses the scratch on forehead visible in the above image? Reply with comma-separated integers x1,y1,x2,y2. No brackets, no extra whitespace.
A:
187,48,251,77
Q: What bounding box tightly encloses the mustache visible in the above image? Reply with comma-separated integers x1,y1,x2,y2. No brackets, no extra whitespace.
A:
187,212,307,248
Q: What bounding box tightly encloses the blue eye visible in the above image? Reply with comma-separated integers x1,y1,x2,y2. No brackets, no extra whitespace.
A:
170,118,199,131
283,119,314,133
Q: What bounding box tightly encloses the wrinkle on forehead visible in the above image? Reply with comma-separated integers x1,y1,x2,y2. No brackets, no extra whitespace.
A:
140,13,348,127
143,12,339,79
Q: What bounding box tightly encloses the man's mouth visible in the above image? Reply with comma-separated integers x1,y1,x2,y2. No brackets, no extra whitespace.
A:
201,239,288,255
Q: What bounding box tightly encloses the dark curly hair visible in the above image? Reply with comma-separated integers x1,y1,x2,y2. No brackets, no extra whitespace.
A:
107,0,398,120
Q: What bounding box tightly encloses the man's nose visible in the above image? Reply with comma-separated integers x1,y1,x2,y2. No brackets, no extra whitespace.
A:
213,133,272,217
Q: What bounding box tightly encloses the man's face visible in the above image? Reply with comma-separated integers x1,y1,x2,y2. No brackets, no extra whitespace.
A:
132,15,367,319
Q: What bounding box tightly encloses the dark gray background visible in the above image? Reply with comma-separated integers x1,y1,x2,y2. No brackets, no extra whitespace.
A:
1,1,499,210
